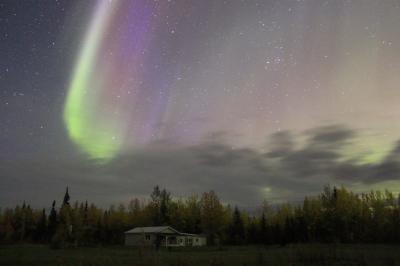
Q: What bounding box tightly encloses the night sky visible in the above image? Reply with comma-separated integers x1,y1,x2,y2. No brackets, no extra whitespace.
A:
2,0,400,208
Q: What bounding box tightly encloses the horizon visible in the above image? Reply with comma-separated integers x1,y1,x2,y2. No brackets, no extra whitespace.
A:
5,184,400,212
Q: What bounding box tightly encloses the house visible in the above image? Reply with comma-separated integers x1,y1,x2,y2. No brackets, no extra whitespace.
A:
124,226,207,247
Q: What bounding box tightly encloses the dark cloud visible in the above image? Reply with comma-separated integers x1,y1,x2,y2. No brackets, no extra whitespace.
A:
267,131,295,158
1,125,400,208
307,125,355,148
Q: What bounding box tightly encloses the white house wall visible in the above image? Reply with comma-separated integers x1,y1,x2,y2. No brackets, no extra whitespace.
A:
124,233,206,247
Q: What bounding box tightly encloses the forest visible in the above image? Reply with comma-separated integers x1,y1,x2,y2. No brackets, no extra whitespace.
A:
1,185,400,248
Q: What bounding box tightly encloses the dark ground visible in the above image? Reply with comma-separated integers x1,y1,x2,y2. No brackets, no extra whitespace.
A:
1,244,400,266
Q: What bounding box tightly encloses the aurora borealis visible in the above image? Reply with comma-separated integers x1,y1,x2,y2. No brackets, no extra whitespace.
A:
64,1,119,160
64,0,211,160
2,0,400,207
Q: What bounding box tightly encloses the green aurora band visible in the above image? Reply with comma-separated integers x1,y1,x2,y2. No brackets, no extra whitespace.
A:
63,2,121,161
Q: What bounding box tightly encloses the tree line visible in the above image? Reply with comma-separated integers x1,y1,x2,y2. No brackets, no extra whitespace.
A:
1,185,400,247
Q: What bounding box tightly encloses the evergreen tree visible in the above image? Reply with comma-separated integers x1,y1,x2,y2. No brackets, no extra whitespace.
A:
149,186,171,225
259,212,267,244
48,200,57,241
246,216,258,244
229,206,245,245
63,187,70,206
150,186,161,225
160,189,170,225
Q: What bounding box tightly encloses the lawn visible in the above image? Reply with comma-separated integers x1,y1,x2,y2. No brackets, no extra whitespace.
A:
1,244,400,266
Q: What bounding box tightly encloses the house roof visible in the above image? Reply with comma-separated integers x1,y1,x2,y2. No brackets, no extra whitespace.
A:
124,226,180,234
179,232,201,236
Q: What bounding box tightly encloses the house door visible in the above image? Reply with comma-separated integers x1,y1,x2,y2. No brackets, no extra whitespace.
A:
185,237,193,246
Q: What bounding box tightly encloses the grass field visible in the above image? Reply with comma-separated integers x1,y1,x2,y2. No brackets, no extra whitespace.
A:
1,244,400,266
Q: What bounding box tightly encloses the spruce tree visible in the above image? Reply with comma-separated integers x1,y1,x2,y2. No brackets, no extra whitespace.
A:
48,200,57,241
230,206,245,244
63,187,70,206
259,212,267,244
